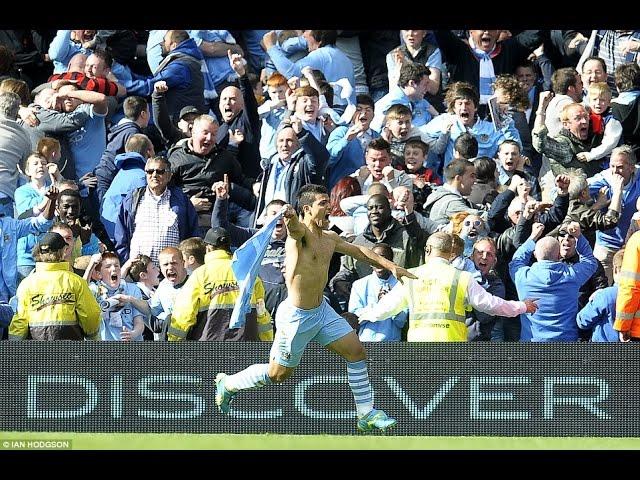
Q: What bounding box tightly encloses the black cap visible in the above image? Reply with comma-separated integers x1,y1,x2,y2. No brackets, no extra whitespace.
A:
204,227,230,248
37,232,67,253
179,106,199,120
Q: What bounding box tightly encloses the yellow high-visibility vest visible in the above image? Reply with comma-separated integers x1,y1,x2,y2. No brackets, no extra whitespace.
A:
407,262,471,342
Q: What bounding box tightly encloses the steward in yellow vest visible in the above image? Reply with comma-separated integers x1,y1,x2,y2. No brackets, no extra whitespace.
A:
357,232,538,341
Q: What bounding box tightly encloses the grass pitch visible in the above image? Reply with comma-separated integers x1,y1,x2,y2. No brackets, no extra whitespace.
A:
1,431,640,450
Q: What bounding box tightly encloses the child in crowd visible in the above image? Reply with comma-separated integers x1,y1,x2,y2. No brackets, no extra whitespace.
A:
123,254,161,340
15,153,64,280
576,248,624,342
36,137,64,178
349,243,407,342
85,252,147,342
258,72,288,161
402,138,441,211
381,104,425,166
123,254,160,301
577,82,623,168
326,94,379,190
178,237,206,275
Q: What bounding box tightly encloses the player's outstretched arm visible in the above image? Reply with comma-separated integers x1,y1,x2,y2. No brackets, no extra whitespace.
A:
333,233,418,283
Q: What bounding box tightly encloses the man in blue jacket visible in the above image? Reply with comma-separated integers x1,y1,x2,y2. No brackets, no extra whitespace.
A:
576,248,624,342
510,221,598,341
123,30,206,123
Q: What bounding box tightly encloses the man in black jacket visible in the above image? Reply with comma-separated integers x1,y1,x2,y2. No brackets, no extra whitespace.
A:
168,114,255,231
256,115,328,218
215,51,262,181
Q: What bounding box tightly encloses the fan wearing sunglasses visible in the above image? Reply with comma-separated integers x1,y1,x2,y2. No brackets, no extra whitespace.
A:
450,211,490,257
114,156,199,266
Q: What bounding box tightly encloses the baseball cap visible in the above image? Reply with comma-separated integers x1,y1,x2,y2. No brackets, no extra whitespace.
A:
179,106,200,120
37,232,67,253
204,227,230,248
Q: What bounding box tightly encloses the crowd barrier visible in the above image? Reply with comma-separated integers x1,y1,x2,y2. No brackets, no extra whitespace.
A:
2,342,638,436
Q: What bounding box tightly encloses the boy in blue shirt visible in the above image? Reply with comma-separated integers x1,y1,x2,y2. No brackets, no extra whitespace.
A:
348,243,407,341
85,252,146,341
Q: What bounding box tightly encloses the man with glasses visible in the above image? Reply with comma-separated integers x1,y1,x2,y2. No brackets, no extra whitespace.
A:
114,156,199,266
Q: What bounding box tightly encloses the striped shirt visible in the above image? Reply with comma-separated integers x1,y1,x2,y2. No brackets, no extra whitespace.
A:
595,31,640,95
48,71,119,96
129,188,180,266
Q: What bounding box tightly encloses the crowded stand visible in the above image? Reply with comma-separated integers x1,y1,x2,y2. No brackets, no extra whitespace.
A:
1,28,640,344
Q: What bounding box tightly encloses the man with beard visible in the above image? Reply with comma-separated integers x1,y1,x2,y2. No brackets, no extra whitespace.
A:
326,94,379,190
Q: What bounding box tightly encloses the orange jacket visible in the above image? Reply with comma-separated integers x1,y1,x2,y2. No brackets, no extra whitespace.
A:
614,231,640,337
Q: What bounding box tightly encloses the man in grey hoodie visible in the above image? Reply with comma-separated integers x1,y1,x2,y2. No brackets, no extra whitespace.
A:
0,91,31,217
423,158,479,226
